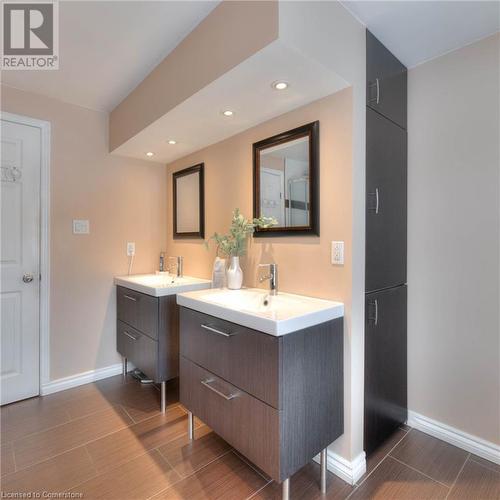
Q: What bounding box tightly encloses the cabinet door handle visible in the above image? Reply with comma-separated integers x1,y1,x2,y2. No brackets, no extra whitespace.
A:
375,77,380,104
201,379,237,400
368,188,379,214
368,299,379,326
201,324,234,337
123,294,137,302
123,330,139,341
374,299,378,326
368,78,380,105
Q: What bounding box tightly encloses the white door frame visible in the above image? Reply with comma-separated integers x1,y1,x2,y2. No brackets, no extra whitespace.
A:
1,111,51,391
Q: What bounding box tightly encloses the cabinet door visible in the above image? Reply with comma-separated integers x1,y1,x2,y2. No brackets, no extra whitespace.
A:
364,285,407,455
366,107,407,292
366,30,407,129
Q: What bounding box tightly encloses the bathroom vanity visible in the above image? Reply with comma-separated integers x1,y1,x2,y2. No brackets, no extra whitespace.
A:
177,288,344,498
114,274,211,411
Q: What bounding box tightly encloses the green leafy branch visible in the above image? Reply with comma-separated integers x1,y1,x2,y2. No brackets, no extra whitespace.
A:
206,208,276,257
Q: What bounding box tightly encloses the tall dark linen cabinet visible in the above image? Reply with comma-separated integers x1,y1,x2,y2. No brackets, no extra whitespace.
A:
364,30,408,455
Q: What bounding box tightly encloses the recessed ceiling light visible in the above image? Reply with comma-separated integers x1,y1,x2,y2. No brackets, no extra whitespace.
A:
272,81,289,90
222,110,234,117
146,152,154,157
167,140,177,145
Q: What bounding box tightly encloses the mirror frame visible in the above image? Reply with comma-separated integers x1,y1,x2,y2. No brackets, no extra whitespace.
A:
173,163,205,239
253,121,319,237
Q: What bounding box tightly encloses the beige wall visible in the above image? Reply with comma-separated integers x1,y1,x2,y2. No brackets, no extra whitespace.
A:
1,85,167,381
408,34,499,444
167,87,353,438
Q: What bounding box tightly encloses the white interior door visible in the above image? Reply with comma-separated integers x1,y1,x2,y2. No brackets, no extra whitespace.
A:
1,118,41,405
260,168,285,226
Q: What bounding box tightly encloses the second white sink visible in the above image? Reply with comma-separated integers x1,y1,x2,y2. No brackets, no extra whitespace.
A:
177,288,344,335
114,274,211,297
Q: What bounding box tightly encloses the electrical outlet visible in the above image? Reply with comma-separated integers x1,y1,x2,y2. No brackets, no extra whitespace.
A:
331,241,344,265
127,242,135,256
73,219,89,234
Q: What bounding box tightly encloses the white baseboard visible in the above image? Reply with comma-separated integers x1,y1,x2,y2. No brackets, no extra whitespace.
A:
314,450,366,485
41,363,126,395
408,410,500,465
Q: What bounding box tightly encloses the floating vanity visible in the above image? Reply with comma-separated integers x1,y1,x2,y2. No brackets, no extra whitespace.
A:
114,273,211,411
177,287,344,498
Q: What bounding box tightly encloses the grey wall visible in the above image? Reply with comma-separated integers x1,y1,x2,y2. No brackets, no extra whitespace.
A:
408,33,499,444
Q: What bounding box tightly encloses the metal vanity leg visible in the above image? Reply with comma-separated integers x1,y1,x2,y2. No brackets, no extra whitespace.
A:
160,382,166,413
188,411,194,440
122,357,127,377
282,478,290,500
320,448,327,494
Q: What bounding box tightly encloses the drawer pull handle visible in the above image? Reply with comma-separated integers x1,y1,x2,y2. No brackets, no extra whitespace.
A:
123,294,137,302
123,330,139,341
201,379,237,401
201,324,234,338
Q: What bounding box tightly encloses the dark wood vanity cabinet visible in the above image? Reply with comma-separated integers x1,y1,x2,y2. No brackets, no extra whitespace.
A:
116,286,179,382
366,30,407,129
179,306,344,482
365,30,408,456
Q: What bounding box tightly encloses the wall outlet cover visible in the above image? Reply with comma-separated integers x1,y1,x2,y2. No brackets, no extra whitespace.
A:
127,242,136,256
331,241,344,265
73,219,89,234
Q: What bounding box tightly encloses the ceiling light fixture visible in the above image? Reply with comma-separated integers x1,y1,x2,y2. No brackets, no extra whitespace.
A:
272,81,289,90
222,110,234,117
167,140,177,145
146,152,154,157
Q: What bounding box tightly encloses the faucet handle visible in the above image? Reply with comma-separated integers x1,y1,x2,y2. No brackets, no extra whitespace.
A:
258,263,276,269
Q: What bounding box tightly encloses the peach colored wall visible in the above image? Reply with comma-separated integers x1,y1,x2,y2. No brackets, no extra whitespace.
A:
110,0,279,151
166,86,353,358
1,85,167,381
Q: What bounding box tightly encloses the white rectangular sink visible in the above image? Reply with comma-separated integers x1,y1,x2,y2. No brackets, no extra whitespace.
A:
176,288,344,336
114,274,211,297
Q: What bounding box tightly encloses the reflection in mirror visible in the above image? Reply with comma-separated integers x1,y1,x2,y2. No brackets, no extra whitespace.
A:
173,163,204,238
253,121,319,236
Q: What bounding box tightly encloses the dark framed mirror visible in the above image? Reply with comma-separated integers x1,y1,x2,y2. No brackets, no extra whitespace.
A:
173,163,205,239
253,121,319,236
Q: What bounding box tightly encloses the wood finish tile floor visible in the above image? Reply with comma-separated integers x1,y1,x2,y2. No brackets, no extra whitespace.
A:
1,375,498,499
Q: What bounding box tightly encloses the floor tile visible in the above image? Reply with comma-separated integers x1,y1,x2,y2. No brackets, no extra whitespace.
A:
1,400,70,443
152,451,268,499
158,425,231,478
1,442,15,476
389,429,468,486
469,454,500,474
1,446,96,494
250,462,353,500
359,427,408,482
12,405,132,470
85,405,194,472
70,449,181,499
349,456,449,500
448,458,500,499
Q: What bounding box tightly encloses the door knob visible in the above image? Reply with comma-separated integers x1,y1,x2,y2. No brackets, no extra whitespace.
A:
22,273,34,283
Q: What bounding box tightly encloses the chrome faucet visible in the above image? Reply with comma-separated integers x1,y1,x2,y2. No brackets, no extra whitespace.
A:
176,256,184,278
159,252,165,272
259,263,278,296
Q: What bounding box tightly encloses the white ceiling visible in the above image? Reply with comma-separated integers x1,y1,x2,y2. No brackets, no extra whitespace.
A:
1,1,218,111
341,1,500,68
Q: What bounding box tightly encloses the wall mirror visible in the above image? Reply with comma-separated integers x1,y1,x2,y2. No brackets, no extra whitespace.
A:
253,121,319,236
173,163,205,239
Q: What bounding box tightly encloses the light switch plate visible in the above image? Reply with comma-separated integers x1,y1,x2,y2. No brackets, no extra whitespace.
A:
127,242,135,256
73,219,89,234
331,241,344,265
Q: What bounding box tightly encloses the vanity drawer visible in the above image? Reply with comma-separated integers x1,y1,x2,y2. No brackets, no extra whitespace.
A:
117,320,158,381
180,307,280,408
180,356,280,480
117,286,158,340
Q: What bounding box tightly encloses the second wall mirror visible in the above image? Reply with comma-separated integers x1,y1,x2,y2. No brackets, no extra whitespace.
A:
173,163,205,239
253,121,319,236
